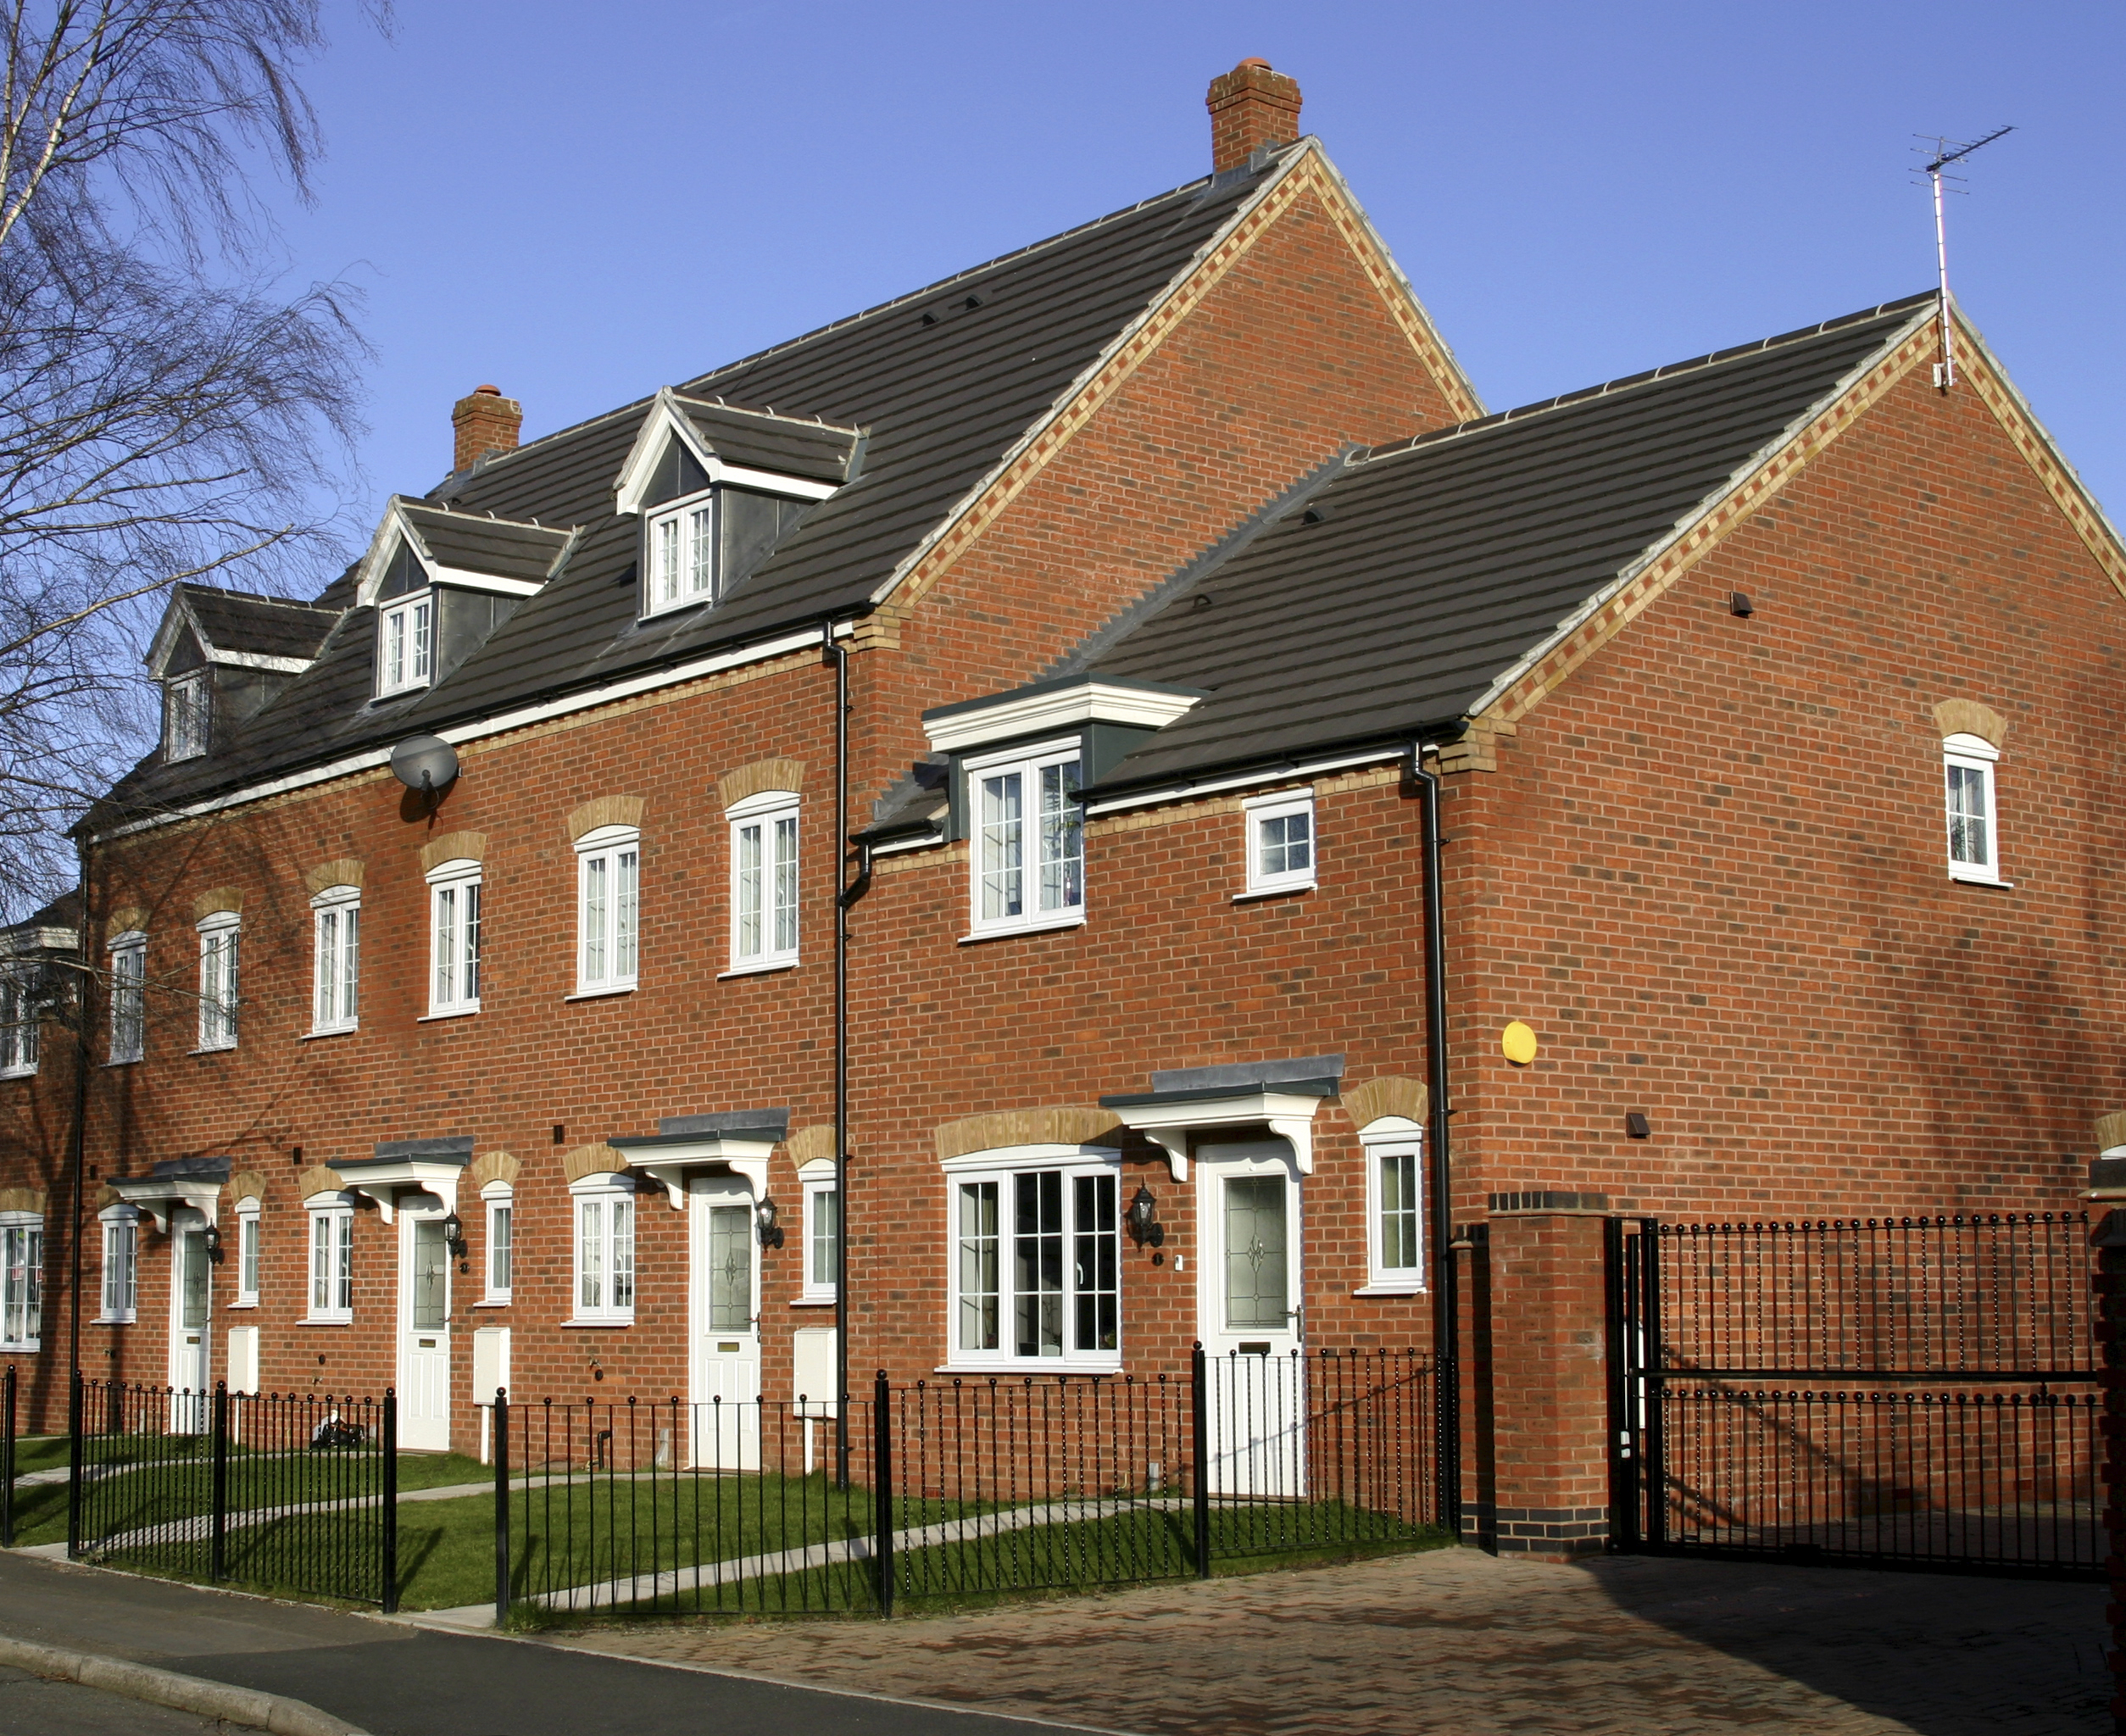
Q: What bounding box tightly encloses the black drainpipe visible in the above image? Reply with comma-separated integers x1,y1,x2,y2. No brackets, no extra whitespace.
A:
1411,743,1460,1539
824,622,873,1485
66,828,94,1418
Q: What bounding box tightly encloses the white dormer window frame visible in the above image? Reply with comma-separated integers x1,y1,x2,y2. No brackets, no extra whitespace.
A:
965,737,1085,941
644,488,719,616
377,591,434,696
164,671,210,760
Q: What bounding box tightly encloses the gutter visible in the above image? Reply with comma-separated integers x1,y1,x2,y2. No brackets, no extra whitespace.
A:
1411,743,1461,1540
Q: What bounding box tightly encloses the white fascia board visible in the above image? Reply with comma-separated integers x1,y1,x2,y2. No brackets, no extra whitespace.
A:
866,143,1316,609
429,566,545,598
613,389,840,512
0,926,79,954
353,498,431,607
710,461,838,503
868,828,943,857
1460,300,1940,724
205,649,314,673
1106,1089,1328,1182
1081,744,1402,818
925,681,1203,754
92,620,852,842
621,1138,776,1210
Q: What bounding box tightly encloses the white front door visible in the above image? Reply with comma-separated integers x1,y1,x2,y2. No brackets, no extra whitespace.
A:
689,1175,760,1470
1195,1139,1305,1497
167,1214,212,1433
397,1204,452,1453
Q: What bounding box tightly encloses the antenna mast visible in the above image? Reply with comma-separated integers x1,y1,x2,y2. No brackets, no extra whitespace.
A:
1919,125,2013,389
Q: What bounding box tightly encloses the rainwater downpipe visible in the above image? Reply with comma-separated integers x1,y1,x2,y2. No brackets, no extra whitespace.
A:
1411,743,1461,1539
824,621,872,1486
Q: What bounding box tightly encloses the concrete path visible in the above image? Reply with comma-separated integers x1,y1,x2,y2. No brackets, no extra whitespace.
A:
549,1545,2112,1736
0,1551,1105,1736
0,1663,227,1735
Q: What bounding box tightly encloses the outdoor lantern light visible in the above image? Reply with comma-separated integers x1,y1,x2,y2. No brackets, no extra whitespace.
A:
201,1223,225,1265
756,1194,785,1249
440,1211,468,1262
1127,1183,1166,1248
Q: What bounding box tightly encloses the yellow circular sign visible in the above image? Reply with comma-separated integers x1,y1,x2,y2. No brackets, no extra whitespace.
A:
1501,1021,1539,1066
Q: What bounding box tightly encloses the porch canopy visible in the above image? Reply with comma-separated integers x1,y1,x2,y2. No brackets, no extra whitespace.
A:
109,1155,231,1231
334,1137,472,1221
609,1108,789,1209
1100,1054,1344,1178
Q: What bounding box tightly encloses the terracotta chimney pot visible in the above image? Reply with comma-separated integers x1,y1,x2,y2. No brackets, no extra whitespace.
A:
1206,58,1303,173
452,384,522,473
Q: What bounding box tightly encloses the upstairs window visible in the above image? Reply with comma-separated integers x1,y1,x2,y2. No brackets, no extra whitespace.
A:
378,594,433,695
108,932,146,1065
1242,788,1316,899
426,859,482,1016
726,792,798,972
966,739,1083,939
164,672,210,760
196,911,240,1051
310,885,360,1034
576,826,640,994
1943,732,2003,883
647,491,717,614
0,971,37,1077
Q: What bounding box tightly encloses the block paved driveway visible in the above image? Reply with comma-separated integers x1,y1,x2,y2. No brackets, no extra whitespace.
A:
547,1545,2111,1736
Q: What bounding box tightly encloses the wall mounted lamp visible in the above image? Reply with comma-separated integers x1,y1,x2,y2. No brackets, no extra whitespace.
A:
756,1194,785,1249
1127,1183,1166,1249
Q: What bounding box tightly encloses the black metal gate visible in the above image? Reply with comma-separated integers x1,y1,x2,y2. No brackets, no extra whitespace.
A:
1606,1213,2101,1579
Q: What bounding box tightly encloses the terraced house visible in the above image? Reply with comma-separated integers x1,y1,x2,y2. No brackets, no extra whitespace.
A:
4,59,2122,1564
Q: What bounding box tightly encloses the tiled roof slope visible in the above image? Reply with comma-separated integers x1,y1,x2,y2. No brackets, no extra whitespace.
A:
105,158,1291,816
676,399,862,484
1080,294,1936,795
398,504,571,584
176,586,339,662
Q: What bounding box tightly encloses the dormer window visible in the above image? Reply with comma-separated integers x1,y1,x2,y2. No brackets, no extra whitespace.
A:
164,672,209,760
647,492,717,613
379,594,433,694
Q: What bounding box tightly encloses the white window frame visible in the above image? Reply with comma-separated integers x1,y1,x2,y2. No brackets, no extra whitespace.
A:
1355,1120,1426,1296
941,1144,1121,1372
426,859,482,1018
233,1198,261,1307
574,825,640,995
725,790,799,974
569,1173,636,1325
309,884,360,1035
1,1211,43,1351
108,931,147,1065
376,591,434,695
0,969,37,1077
97,1205,139,1323
1239,787,1316,899
195,911,240,1052
798,1160,838,1305
643,488,717,616
164,670,209,760
1943,732,2006,884
480,1180,514,1306
965,737,1085,941
304,1196,354,1324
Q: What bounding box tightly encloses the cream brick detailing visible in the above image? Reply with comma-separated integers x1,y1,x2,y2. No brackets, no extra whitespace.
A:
882,147,1477,617
468,1151,521,1190
1933,699,2006,747
787,1125,837,1166
190,887,243,921
717,760,807,810
228,1171,268,1205
563,1143,626,1182
1437,724,1503,776
94,1185,122,1210
850,607,904,652
298,1165,345,1200
1344,1077,1429,1131
108,906,146,936
0,1186,46,1215
566,796,644,842
420,832,487,873
2095,1111,2126,1154
303,860,365,895
1483,316,1939,731
934,1107,1124,1162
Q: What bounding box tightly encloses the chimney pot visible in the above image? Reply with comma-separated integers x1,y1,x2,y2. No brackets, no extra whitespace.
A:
452,384,522,473
1206,58,1302,174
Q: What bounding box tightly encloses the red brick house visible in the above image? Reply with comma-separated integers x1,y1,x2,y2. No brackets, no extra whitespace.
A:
3,60,2119,1558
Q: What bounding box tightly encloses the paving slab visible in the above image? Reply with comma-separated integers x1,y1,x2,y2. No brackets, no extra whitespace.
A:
544,1546,2112,1736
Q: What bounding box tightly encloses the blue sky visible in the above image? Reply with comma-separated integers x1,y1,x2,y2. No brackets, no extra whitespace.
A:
275,1,2123,541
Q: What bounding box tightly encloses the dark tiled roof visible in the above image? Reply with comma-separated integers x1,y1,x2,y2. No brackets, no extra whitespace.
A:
104,159,1292,818
1081,295,1935,795
179,586,339,662
399,504,571,584
676,398,861,484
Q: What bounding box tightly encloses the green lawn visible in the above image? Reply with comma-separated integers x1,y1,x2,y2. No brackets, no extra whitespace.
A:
8,1434,67,1476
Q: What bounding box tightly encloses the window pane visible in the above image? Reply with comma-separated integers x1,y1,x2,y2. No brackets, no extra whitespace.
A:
1038,760,1082,912
412,598,432,681
240,1216,259,1295
737,822,763,957
1947,762,1990,867
980,772,1024,920
1224,1177,1288,1330
385,608,403,687
463,882,481,1000
111,945,144,1063
708,1203,751,1330
1014,1170,1065,1357
579,1199,604,1310
341,907,360,1022
1073,1173,1119,1351
810,1187,839,1289
314,910,337,1027
1379,1152,1419,1271
772,817,798,954
656,515,679,603
615,849,638,979
582,854,607,982
957,1182,999,1350
433,887,457,1006
412,1219,448,1329
611,1196,634,1310
688,504,715,597
490,1204,512,1294
311,1216,329,1312
1260,810,1313,878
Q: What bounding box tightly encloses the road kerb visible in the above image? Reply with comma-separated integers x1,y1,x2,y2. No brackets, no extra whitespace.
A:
0,1633,370,1736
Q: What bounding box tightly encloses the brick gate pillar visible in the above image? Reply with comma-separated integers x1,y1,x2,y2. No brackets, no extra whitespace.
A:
1475,1193,1612,1561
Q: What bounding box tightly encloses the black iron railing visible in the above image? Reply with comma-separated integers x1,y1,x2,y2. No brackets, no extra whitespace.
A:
2,1363,15,1548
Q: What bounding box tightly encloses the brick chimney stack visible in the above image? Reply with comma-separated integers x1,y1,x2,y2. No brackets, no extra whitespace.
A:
452,384,522,473
1206,58,1302,173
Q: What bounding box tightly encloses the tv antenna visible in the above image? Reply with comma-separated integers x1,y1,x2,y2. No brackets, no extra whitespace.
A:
1917,125,2013,389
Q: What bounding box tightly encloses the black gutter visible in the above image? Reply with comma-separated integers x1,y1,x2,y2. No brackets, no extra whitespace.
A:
1411,743,1461,1540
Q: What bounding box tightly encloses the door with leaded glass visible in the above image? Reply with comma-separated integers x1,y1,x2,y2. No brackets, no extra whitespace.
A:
689,1173,761,1470
166,1213,212,1434
1194,1139,1305,1498
397,1201,452,1452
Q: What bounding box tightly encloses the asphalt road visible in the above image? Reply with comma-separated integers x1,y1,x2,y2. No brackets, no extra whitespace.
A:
0,1663,225,1735
0,1552,1114,1736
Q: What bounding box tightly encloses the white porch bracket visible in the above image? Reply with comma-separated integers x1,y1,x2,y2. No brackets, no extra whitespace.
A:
610,1112,789,1210
1099,1058,1344,1181
333,1140,474,1223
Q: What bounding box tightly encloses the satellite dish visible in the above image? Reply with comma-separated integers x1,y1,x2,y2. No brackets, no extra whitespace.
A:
390,735,459,793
